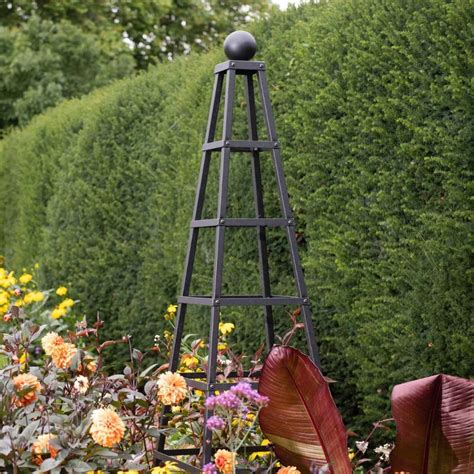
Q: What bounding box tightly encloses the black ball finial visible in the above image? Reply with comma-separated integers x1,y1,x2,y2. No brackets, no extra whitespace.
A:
224,31,257,61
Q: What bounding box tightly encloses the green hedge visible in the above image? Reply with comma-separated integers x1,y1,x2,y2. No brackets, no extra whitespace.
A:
1,0,472,433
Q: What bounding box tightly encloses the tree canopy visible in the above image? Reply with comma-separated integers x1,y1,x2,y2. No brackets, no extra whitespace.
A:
0,0,272,130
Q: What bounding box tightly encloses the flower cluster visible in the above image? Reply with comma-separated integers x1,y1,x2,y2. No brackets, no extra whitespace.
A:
157,371,188,405
90,408,126,447
31,433,58,465
41,331,78,369
12,373,41,407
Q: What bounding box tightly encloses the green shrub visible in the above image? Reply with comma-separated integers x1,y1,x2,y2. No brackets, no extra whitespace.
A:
1,0,472,433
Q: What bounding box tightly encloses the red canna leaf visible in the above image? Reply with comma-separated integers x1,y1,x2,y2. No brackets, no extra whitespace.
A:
390,373,474,474
258,346,351,473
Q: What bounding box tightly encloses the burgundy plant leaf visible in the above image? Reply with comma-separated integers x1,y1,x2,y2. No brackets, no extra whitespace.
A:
391,374,474,473
258,346,351,473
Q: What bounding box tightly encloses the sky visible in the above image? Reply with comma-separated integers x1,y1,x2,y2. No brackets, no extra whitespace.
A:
272,0,303,9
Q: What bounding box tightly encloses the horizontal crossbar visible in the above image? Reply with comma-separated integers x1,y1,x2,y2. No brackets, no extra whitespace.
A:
202,139,278,152
214,60,265,73
185,378,259,391
179,370,260,379
191,218,291,228
178,295,308,306
155,445,271,472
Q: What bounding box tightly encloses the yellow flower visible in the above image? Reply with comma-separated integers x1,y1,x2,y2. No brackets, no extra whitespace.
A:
249,439,270,461
214,449,236,474
51,342,77,369
19,273,32,285
12,373,41,407
218,342,227,351
24,291,44,304
90,408,125,447
41,332,64,356
56,286,68,296
51,307,67,319
348,449,356,461
167,304,177,314
219,322,235,336
0,271,16,288
181,354,199,369
0,291,8,306
59,298,74,309
19,352,27,369
151,462,180,473
86,359,98,373
157,371,187,405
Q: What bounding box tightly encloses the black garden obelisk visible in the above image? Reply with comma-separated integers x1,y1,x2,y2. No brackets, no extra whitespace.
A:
156,31,321,471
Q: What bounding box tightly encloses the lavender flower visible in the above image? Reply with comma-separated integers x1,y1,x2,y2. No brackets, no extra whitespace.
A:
205,391,241,410
230,382,269,407
206,415,226,431
202,462,217,473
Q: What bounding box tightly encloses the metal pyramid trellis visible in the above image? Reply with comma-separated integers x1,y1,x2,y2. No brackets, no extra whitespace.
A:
156,31,321,472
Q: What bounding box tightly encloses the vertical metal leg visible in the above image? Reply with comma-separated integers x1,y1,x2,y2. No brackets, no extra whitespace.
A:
158,73,224,453
257,69,321,368
203,69,236,465
244,73,275,351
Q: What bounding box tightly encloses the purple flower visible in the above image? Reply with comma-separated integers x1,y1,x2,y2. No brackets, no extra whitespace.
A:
230,382,253,398
205,395,218,409
206,391,241,410
252,393,270,407
206,415,226,431
203,462,217,473
216,391,241,410
230,382,269,407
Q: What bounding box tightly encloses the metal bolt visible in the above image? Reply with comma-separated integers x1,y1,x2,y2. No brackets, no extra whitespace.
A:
230,62,235,67
219,218,225,224
303,298,309,304
209,384,215,390
274,141,279,147
288,219,293,225
253,147,259,152
259,63,264,69
225,140,230,146
214,299,220,305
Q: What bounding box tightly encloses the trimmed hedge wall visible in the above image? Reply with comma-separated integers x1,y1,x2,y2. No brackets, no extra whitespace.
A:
1,0,472,432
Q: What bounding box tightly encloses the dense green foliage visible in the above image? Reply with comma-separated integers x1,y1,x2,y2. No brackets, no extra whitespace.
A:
0,15,135,130
1,0,472,434
1,0,273,68
0,1,272,129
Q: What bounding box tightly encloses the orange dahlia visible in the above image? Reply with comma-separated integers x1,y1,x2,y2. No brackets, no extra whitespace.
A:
214,449,236,474
90,408,125,447
31,433,58,465
51,342,77,369
157,371,187,405
41,332,64,356
12,373,41,407
277,467,301,474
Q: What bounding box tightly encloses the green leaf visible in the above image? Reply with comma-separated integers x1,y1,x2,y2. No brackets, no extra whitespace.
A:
40,458,62,470
66,459,94,471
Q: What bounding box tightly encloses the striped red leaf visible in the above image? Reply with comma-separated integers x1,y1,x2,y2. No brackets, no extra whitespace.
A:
258,345,351,473
390,373,474,473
